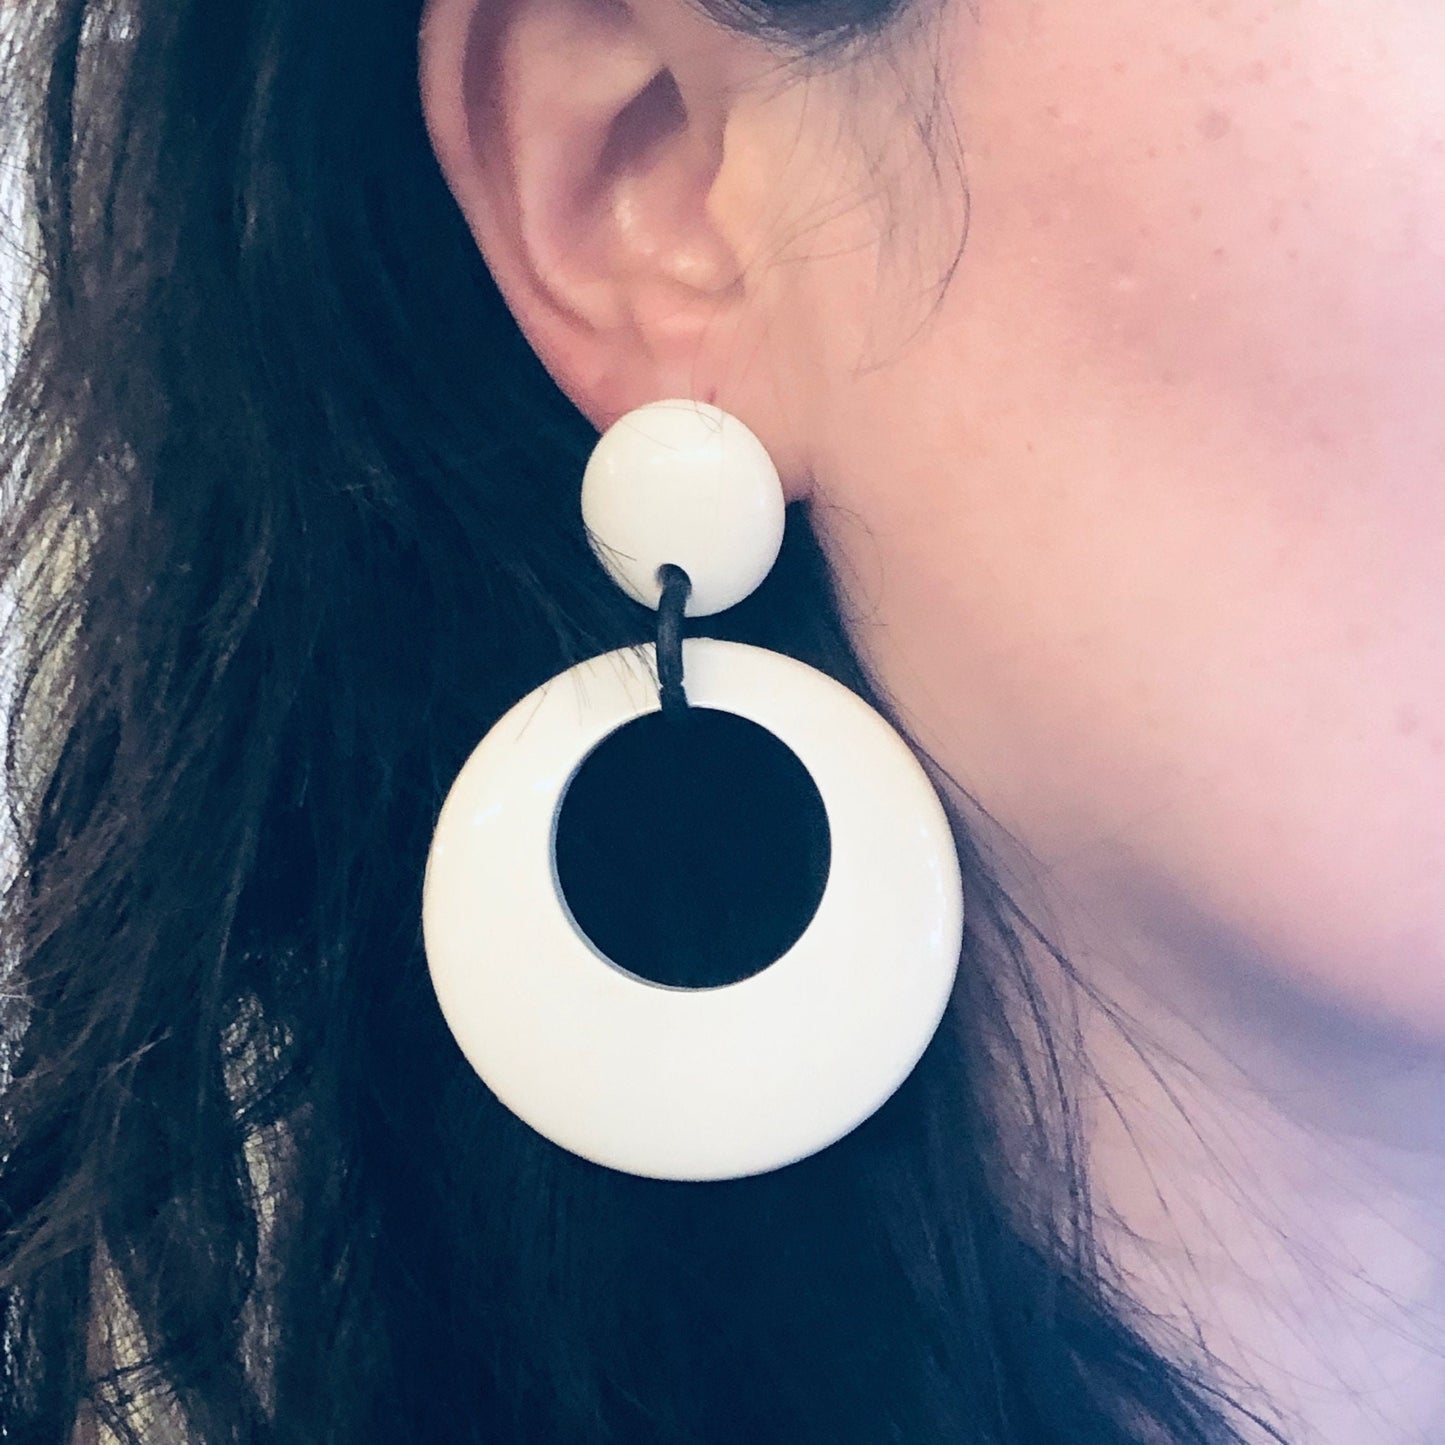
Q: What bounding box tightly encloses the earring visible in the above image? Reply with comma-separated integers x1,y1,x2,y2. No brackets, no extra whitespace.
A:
422,401,963,1182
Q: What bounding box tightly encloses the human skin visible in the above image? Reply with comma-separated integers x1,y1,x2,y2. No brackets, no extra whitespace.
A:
807,0,1445,1043
420,0,1445,1434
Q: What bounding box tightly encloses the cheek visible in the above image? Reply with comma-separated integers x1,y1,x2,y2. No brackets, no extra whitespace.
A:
979,0,1445,441
1012,6,1445,978
811,0,1445,1033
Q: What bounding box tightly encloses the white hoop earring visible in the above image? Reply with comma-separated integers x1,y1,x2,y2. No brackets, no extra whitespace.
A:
423,400,964,1181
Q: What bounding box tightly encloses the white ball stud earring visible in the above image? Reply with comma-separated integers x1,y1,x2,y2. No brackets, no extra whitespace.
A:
423,400,964,1181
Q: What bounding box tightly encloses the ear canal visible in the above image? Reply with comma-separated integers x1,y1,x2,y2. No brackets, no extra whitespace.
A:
599,66,688,178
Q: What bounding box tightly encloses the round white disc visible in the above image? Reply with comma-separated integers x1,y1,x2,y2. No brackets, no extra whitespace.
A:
581,401,786,617
423,638,964,1181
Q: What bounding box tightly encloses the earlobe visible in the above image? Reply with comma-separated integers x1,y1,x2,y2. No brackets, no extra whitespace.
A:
418,0,749,424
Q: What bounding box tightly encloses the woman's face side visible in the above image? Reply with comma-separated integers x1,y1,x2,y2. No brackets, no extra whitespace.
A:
418,0,1445,1040
792,0,1445,1038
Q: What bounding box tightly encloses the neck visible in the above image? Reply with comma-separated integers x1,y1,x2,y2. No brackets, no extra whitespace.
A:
968,818,1445,1445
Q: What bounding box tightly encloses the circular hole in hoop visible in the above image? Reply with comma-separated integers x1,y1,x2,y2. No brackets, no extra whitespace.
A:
553,707,831,989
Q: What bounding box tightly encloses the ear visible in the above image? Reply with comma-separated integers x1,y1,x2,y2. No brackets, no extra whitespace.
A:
418,0,807,446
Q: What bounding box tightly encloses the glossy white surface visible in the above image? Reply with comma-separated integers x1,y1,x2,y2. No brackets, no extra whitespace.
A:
423,637,964,1180
580,401,785,617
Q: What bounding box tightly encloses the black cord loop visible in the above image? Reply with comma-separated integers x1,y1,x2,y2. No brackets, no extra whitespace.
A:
656,564,692,720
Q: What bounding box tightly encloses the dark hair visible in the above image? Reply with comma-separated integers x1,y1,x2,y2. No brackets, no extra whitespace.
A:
0,2,1274,1441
